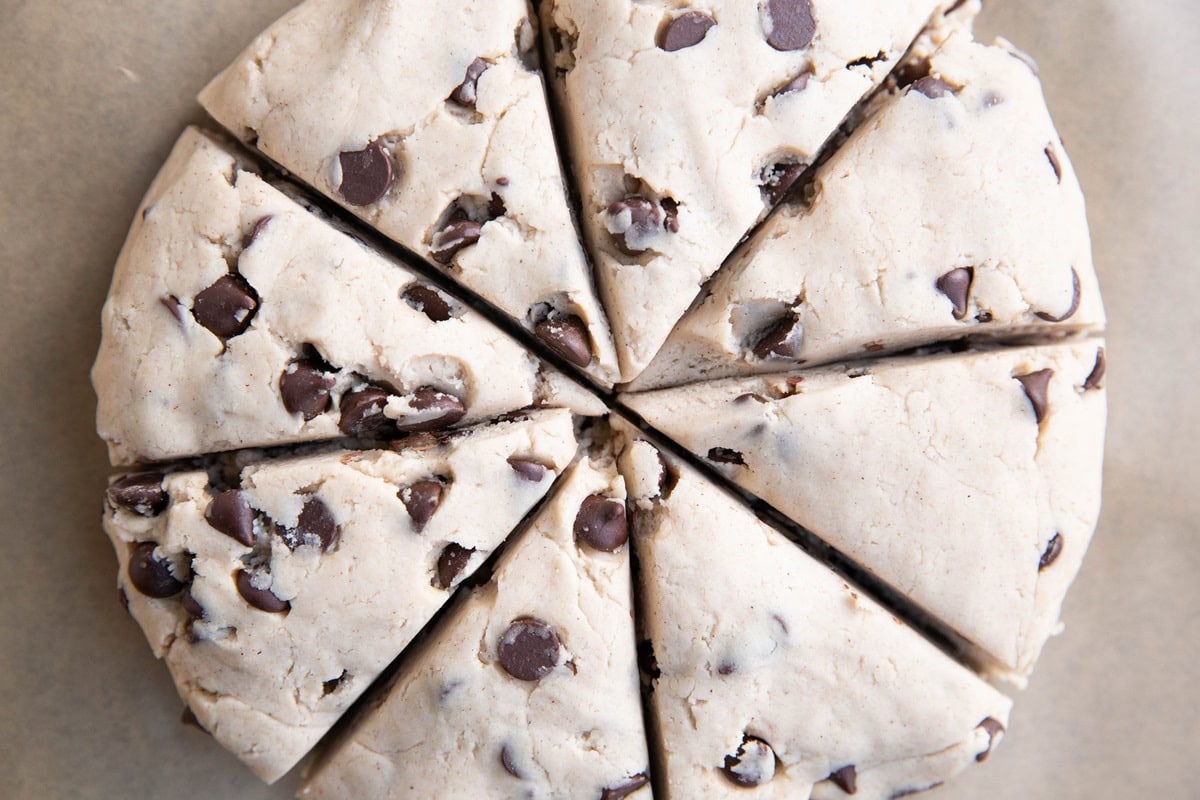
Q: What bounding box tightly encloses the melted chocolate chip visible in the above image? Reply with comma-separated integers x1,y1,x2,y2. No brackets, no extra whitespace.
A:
276,497,338,552
128,542,184,599
1035,267,1081,323
107,473,168,517
601,774,650,799
1016,369,1054,424
402,284,453,322
401,479,445,532
937,267,974,320
392,387,466,433
722,735,777,787
829,764,858,794
976,717,1005,762
1045,144,1063,183
204,489,256,547
752,315,803,360
339,387,397,437
507,457,549,482
707,447,746,466
280,360,335,421
659,11,716,52
1039,533,1063,571
192,274,259,339
574,494,629,552
430,220,483,264
912,76,955,99
606,195,664,255
235,569,290,613
180,586,205,619
435,543,475,589
242,215,273,249
1084,348,1106,391
449,57,491,108
535,315,593,367
760,161,807,205
338,142,395,206
500,745,523,779
498,618,561,681
764,0,816,51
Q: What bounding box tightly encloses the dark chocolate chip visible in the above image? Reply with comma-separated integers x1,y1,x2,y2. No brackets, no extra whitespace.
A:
707,447,746,466
507,457,549,482
402,284,454,322
394,387,466,433
735,393,770,404
235,569,290,613
107,473,168,517
1045,144,1063,183
128,542,184,599
829,764,858,794
752,316,803,360
574,494,629,552
1035,267,1081,323
276,497,338,552
606,195,664,255
242,215,273,249
500,745,524,779
449,57,491,108
498,618,561,681
401,479,445,532
205,490,255,547
1084,348,1106,391
775,70,813,97
161,295,184,322
659,11,716,52
430,220,484,264
338,142,395,206
496,176,510,187
1016,369,1054,424
912,76,955,99
760,161,807,205
764,0,815,51
722,735,777,787
535,315,593,367
339,387,397,437
322,670,349,697
1039,533,1063,571
976,717,1005,762
602,773,650,800
192,274,259,339
280,360,335,421
180,586,204,619
662,198,680,233
435,543,475,589
937,267,975,320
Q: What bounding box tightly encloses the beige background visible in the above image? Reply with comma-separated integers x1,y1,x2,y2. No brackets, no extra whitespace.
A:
1,1,1196,797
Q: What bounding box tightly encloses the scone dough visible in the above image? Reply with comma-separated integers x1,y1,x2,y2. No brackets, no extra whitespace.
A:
619,437,1013,799
624,342,1108,677
632,29,1103,390
199,0,622,385
105,410,578,783
302,455,651,799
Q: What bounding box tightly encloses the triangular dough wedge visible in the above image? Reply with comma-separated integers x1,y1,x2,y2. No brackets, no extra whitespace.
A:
618,437,1013,799
104,410,578,783
624,342,1107,677
93,129,598,466
632,30,1103,390
541,0,961,381
199,0,621,385
302,454,651,799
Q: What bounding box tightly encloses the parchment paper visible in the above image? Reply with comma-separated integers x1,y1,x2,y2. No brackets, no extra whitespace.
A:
1,1,1196,798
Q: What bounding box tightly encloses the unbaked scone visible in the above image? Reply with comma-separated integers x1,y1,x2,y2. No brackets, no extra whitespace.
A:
619,438,1013,799
104,409,577,783
541,0,961,381
199,0,621,385
301,454,650,799
93,128,595,466
623,342,1107,678
631,29,1103,390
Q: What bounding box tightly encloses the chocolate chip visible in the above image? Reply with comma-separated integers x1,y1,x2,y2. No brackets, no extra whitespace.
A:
912,76,955,99
574,494,629,552
160,295,184,322
717,660,737,676
662,198,680,233
937,267,974,320
707,447,746,466
496,176,510,187
606,195,664,255
760,161,806,205
507,457,549,482
394,387,466,433
338,142,394,206
498,618,561,681
829,765,857,794
722,735,777,787
764,0,815,51
1084,348,1106,391
735,393,770,404
128,542,184,599
1045,144,1063,183
1016,369,1053,424
659,11,715,51
601,774,649,800
500,745,523,779
192,274,259,339
322,670,349,697
435,543,475,589
1039,533,1063,571
276,497,338,551
752,315,803,360
401,479,445,532
1035,267,1081,322
181,586,205,619
430,220,483,264
773,70,813,97
204,490,255,547
402,284,453,322
242,215,273,249
235,569,289,613
535,315,593,367
339,387,397,437
107,473,168,517
449,57,491,108
976,717,1005,762
280,360,335,421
